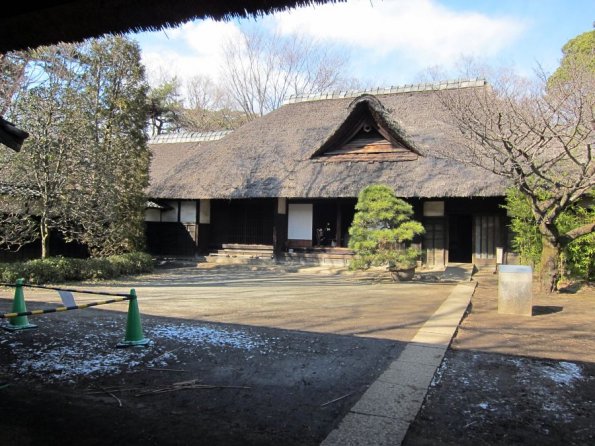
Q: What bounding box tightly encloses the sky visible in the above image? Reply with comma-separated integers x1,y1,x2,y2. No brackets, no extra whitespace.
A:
134,0,594,93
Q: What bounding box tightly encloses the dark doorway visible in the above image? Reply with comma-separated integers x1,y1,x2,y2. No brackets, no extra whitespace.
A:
211,199,275,246
313,202,336,246
448,214,472,263
312,199,357,247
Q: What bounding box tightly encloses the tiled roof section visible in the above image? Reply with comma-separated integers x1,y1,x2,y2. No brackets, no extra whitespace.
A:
149,131,232,144
285,79,487,105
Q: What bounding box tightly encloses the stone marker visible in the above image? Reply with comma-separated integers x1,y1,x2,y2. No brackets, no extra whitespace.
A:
498,265,533,316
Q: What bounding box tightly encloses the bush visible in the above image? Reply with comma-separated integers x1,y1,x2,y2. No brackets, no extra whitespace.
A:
0,252,154,284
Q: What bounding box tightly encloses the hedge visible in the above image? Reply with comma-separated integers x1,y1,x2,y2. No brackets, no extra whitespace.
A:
0,252,154,284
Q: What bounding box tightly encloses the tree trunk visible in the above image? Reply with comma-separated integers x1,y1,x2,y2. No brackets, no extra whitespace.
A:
40,218,50,259
539,236,560,293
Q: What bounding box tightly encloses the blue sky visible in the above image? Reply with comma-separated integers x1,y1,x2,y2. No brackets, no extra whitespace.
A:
133,0,594,91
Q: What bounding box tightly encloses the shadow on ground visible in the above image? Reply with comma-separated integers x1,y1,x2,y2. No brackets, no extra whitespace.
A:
0,300,406,446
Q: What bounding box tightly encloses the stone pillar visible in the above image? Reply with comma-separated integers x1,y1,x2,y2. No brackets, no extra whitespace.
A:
198,199,211,255
273,198,288,260
498,265,533,316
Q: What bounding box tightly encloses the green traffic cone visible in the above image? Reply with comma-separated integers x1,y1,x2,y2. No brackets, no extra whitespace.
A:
117,289,150,347
4,278,37,332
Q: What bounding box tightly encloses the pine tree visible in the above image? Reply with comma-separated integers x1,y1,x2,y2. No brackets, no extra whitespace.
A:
348,185,424,274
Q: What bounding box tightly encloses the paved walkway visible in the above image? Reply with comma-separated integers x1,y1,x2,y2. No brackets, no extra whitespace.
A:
321,282,476,446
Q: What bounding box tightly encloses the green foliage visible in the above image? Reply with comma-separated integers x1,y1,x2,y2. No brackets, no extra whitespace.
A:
505,189,542,267
0,252,154,284
147,77,184,135
70,35,150,257
549,30,595,85
348,185,424,270
555,197,595,280
2,36,149,258
505,189,595,280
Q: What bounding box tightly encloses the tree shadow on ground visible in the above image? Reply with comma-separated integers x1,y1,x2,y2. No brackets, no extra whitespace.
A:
0,300,408,446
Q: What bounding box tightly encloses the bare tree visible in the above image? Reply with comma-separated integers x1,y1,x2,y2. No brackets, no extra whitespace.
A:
0,44,88,258
181,74,247,131
433,62,594,292
220,29,359,119
0,37,149,258
0,52,38,117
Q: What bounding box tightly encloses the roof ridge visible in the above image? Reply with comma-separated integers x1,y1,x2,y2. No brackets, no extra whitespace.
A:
284,79,487,105
149,130,233,144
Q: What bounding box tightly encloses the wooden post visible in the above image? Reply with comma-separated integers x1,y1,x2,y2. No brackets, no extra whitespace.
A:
198,199,211,255
273,198,288,259
335,200,342,247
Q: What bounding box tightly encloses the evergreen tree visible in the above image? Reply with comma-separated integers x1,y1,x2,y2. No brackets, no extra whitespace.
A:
67,35,150,256
348,185,424,273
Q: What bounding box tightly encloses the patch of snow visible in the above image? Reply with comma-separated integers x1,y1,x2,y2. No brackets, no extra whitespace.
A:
431,358,447,387
542,362,583,386
3,320,273,383
507,357,582,423
12,343,149,382
478,402,489,410
149,324,267,351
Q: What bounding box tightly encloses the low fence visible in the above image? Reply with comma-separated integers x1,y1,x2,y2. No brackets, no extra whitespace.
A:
0,279,149,347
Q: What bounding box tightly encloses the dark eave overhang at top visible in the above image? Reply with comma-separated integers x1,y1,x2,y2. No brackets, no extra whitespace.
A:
0,1,344,53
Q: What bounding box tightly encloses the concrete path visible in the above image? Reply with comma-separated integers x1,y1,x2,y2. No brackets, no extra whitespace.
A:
322,282,476,446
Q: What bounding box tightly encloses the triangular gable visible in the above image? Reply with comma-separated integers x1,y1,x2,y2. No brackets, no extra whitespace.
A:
311,95,421,162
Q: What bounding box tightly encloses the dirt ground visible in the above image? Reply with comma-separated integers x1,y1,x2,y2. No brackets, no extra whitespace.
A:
1,265,594,445
0,309,402,446
0,265,451,446
404,271,595,446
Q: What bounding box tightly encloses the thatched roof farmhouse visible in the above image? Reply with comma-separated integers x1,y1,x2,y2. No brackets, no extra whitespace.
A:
146,80,511,267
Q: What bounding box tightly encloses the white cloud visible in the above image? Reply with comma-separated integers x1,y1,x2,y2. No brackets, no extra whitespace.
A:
273,0,526,67
137,0,527,94
139,19,242,87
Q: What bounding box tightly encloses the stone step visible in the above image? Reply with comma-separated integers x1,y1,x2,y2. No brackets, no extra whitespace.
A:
213,251,273,258
280,254,351,266
205,254,276,265
284,252,353,260
221,243,273,251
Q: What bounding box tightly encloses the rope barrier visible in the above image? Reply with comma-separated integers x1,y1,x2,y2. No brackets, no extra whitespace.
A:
0,282,132,298
0,295,133,319
1,279,150,347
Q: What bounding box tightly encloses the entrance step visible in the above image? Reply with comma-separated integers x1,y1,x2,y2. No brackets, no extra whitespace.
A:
281,251,354,267
442,263,476,282
206,244,275,265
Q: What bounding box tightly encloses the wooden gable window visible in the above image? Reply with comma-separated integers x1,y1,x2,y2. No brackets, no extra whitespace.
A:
316,120,418,162
311,96,421,163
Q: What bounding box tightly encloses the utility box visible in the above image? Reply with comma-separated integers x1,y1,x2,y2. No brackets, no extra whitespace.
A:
498,265,533,316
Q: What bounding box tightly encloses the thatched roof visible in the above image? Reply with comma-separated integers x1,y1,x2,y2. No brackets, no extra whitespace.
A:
0,1,341,53
148,80,509,200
